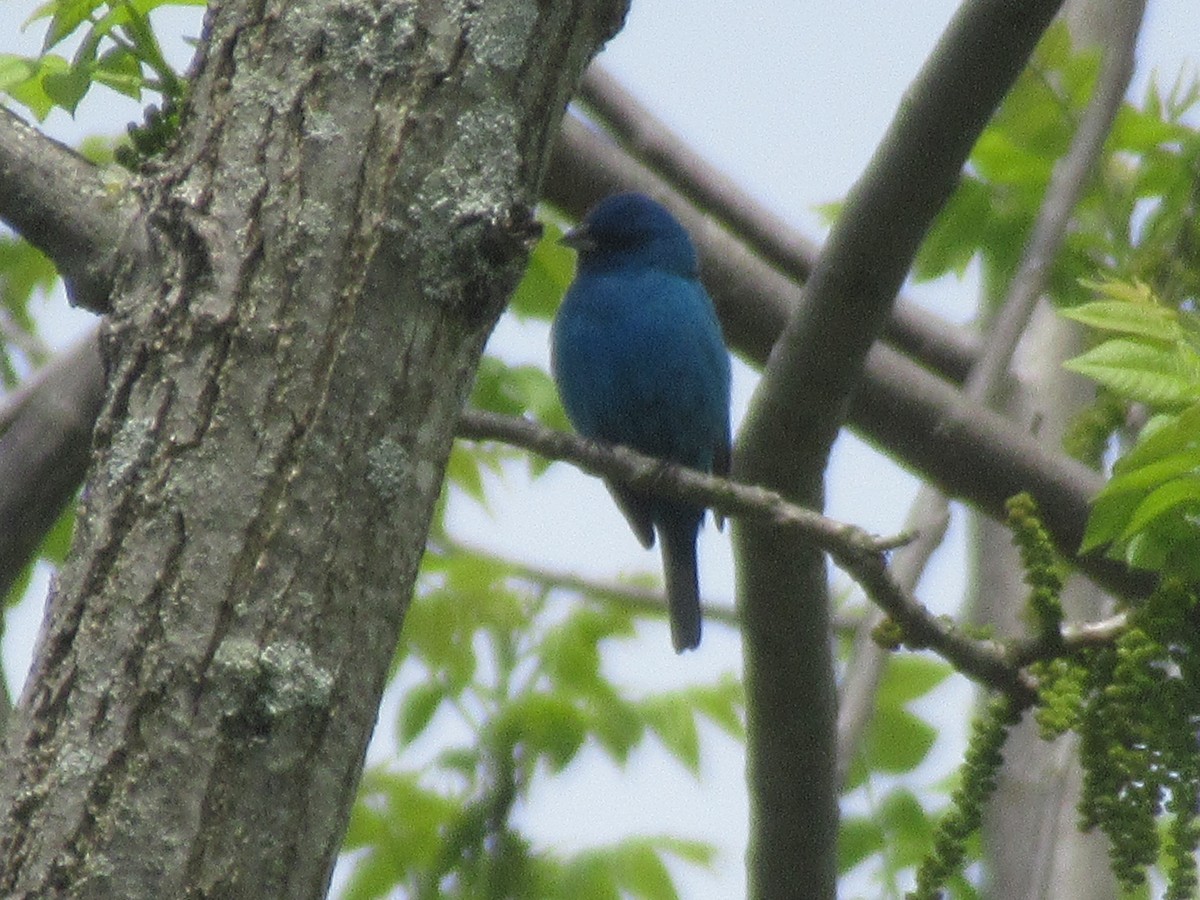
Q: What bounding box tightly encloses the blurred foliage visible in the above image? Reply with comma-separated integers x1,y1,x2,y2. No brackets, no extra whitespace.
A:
916,22,1200,316
338,530,743,898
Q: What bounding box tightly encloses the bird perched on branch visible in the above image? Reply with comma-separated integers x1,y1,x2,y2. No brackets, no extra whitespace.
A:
551,192,732,652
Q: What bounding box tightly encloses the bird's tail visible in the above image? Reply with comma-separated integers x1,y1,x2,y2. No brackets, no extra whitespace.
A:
659,516,702,653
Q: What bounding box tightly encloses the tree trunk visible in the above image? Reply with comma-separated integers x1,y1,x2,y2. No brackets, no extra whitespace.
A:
0,2,625,897
974,305,1116,899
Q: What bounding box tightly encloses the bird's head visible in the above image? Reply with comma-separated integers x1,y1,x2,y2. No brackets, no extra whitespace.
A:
561,192,699,278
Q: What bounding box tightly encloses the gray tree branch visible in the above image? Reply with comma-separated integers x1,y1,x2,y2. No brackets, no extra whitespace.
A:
732,0,1065,896
0,335,105,604
837,0,1144,788
0,107,135,312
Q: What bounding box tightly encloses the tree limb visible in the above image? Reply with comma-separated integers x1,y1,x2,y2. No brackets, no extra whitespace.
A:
733,1,1065,895
457,408,1036,703
0,107,137,312
837,0,1143,784
0,334,105,602
459,408,1136,695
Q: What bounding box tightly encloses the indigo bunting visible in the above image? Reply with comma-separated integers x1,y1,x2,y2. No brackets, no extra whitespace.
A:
551,193,732,652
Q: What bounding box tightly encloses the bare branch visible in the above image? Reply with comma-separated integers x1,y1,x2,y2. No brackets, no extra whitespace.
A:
457,408,1036,703
0,107,137,312
458,409,903,557
459,408,1137,698
733,2,1065,891
0,334,105,602
837,1,1144,782
432,536,743,630
555,85,979,382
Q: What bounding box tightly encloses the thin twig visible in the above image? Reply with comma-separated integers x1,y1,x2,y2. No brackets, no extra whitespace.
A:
431,536,744,629
457,408,1037,702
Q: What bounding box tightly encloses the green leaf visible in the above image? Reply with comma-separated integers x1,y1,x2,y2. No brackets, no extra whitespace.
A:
1122,474,1200,539
971,128,1054,190
586,688,645,765
494,693,587,771
342,770,460,899
4,54,70,120
1082,483,1148,553
556,854,621,900
470,357,569,430
864,706,937,774
510,223,574,321
1108,104,1190,154
397,681,446,744
1064,338,1200,407
540,606,627,694
685,675,745,739
839,816,885,874
1061,298,1180,343
0,237,58,337
1104,449,1200,499
875,655,953,708
641,696,700,774
93,45,146,99
879,789,936,869
0,55,37,94
608,841,676,900
40,0,107,51
444,442,488,504
914,176,990,281
42,64,91,113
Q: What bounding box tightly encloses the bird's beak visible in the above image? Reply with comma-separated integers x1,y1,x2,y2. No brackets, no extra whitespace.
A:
560,223,596,252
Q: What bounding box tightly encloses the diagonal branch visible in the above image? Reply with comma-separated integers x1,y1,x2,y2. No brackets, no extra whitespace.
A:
732,2,1066,895
574,65,979,381
0,334,106,602
459,409,1134,698
457,408,1035,703
0,107,137,312
836,3,1145,782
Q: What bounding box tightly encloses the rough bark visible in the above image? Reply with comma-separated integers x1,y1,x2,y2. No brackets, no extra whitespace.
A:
0,1,625,897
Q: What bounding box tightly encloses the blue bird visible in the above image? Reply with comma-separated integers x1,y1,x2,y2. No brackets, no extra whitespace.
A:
551,193,732,652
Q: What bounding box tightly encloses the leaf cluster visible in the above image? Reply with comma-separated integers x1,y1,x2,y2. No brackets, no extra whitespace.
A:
1,0,196,120
836,655,958,897
338,540,744,899
1065,281,1200,580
